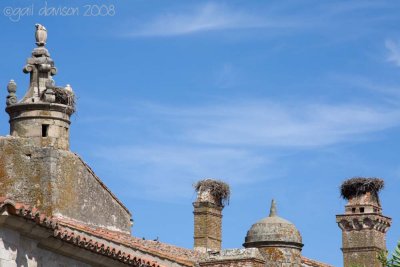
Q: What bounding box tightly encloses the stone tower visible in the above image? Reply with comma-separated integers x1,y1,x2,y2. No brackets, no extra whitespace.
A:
193,179,230,252
0,24,132,233
336,177,391,267
243,199,303,267
6,24,74,150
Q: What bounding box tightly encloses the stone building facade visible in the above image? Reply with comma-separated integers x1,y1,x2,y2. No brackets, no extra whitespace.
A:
0,25,393,267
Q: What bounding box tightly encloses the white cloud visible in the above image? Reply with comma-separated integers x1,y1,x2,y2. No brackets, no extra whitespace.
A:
90,99,400,200
94,145,269,200
385,39,400,67
127,3,287,37
142,101,400,147
122,1,398,38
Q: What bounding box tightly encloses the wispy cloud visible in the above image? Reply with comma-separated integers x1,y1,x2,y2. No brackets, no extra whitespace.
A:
122,1,399,38
126,3,293,37
330,74,400,101
386,39,400,67
142,100,400,147
95,145,269,199
89,99,400,200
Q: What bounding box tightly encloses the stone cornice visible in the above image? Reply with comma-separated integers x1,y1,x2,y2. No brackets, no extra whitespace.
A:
336,213,391,232
6,102,74,116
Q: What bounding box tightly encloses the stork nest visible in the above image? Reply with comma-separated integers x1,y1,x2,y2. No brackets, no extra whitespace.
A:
340,177,384,200
194,179,230,206
53,88,75,109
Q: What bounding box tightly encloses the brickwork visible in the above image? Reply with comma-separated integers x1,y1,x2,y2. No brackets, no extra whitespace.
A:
193,201,222,252
337,225,389,267
342,249,382,267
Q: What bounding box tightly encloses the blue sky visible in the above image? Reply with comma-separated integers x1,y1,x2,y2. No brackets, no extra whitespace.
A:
1,0,400,265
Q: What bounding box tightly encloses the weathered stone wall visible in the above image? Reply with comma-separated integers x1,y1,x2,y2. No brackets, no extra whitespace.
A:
0,226,90,267
7,103,73,150
343,250,381,267
199,259,264,267
199,248,266,267
193,201,222,252
0,136,132,233
342,229,385,249
258,247,302,267
341,229,386,267
199,248,265,267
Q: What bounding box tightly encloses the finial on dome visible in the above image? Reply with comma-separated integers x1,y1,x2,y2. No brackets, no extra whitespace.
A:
269,199,277,217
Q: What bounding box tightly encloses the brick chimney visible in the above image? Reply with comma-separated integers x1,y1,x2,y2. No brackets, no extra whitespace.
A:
336,177,391,267
193,179,230,253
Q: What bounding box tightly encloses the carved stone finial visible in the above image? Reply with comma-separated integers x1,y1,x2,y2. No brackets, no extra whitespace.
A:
35,24,47,47
6,80,17,106
269,199,277,217
7,80,17,93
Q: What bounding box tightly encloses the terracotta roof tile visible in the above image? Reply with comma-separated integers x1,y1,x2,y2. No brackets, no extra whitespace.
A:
0,197,161,267
57,217,203,266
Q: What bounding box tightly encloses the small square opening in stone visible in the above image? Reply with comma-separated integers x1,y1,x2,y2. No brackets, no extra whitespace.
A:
42,124,49,137
360,207,365,213
352,208,356,213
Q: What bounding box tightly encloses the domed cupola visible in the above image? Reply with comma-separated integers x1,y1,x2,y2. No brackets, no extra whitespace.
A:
243,199,303,266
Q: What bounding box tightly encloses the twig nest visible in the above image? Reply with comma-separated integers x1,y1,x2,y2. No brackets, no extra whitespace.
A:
53,88,75,108
194,179,230,206
340,177,384,200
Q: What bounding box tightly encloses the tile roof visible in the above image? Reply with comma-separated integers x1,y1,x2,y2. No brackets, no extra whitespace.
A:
0,197,333,267
301,256,334,267
0,197,161,267
58,217,203,266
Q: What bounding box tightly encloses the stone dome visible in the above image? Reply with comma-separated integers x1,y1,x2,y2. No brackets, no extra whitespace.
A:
243,200,303,249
